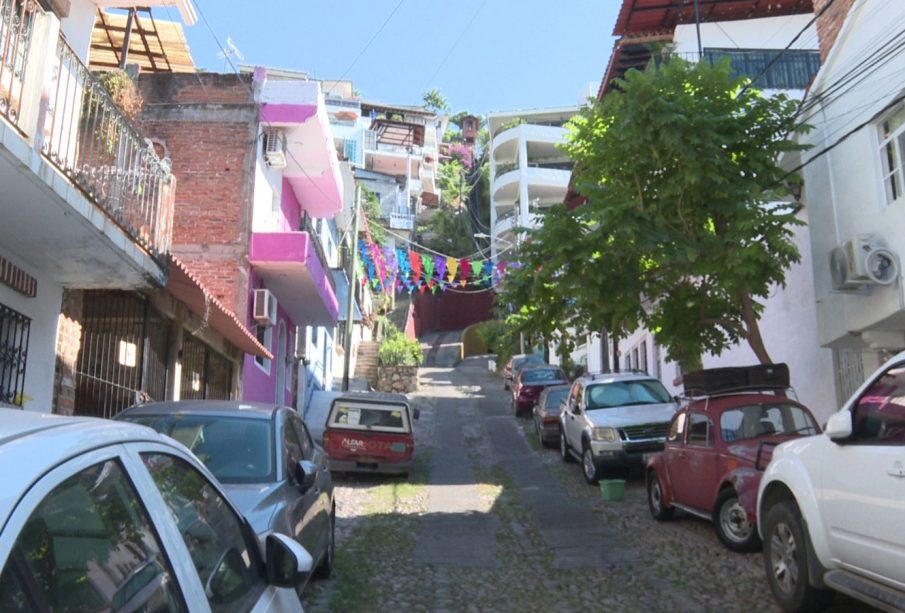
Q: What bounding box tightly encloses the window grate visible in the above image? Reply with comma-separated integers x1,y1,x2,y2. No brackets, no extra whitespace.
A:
0,303,30,407
703,48,821,91
181,333,233,400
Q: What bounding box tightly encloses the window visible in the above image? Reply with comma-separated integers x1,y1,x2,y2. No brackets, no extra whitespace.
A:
291,416,314,459
0,459,186,611
282,416,304,473
851,363,905,444
722,403,819,441
687,413,713,446
703,48,821,90
328,402,409,433
255,324,273,371
181,334,233,401
640,341,648,374
667,411,687,443
878,105,905,204
142,453,265,611
0,303,29,407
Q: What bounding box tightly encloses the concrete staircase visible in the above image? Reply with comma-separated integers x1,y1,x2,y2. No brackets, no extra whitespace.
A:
354,341,380,389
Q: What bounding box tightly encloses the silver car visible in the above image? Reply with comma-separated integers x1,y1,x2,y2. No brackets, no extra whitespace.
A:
117,400,335,591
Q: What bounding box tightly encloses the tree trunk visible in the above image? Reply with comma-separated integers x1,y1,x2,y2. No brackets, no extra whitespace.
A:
740,292,772,364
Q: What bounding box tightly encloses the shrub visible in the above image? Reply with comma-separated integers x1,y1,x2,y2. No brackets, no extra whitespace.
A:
379,335,423,366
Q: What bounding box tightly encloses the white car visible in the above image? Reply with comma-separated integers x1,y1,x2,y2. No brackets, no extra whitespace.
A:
0,408,312,612
757,350,905,612
559,372,678,483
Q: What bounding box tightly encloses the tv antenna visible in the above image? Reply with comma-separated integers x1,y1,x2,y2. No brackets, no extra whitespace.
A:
217,37,244,69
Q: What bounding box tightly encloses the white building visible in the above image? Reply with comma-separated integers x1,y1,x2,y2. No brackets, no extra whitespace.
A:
487,107,580,261
795,0,905,407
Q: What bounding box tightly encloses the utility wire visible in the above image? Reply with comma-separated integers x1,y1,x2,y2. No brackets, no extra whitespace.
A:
424,0,489,89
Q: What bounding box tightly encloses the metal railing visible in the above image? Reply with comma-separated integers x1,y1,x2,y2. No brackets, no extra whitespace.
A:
0,302,29,408
41,38,175,262
0,0,35,129
301,215,337,292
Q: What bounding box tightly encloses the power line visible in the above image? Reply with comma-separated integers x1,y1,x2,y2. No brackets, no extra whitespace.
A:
326,0,406,96
424,0,489,89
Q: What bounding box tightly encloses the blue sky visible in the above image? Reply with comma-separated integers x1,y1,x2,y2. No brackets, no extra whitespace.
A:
178,0,619,116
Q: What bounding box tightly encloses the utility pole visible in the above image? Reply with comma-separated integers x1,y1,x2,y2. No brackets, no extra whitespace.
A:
342,186,362,391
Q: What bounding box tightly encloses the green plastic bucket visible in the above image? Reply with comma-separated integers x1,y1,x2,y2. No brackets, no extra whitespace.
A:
599,478,625,501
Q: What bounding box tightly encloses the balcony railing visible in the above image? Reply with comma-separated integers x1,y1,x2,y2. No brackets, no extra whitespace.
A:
0,0,175,264
41,39,175,261
0,0,34,130
301,214,337,293
364,129,422,157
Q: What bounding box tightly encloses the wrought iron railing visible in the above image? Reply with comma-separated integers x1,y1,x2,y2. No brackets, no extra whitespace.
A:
0,302,29,408
0,0,34,129
41,38,175,263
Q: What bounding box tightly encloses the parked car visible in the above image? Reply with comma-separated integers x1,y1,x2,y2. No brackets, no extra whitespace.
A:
322,392,419,476
646,364,820,552
512,365,569,417
116,400,335,590
560,371,678,483
0,408,310,612
758,351,905,612
532,384,571,446
503,353,545,391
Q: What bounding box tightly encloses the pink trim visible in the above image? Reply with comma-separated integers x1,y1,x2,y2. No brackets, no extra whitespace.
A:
260,103,318,124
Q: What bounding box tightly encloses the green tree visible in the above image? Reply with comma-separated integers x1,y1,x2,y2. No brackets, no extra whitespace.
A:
360,186,386,245
500,56,808,367
417,207,474,258
422,89,449,114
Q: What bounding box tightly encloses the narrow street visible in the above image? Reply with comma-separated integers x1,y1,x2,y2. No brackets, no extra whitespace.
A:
303,345,857,612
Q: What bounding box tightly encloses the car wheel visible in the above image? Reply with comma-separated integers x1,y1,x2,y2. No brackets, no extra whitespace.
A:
714,489,760,552
647,471,674,520
762,500,835,611
559,430,574,463
581,444,599,484
313,508,335,579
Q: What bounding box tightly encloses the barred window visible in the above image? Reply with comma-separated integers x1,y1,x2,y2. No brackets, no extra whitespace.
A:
703,48,821,90
0,303,29,407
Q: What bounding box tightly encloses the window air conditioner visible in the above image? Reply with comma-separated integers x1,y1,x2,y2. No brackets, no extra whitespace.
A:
263,128,287,168
253,289,278,327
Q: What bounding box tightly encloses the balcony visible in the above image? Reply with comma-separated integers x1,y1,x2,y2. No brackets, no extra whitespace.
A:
492,166,572,205
0,1,175,287
492,123,571,164
248,224,339,327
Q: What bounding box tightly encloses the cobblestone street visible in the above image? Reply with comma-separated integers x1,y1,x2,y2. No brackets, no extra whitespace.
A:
302,355,866,612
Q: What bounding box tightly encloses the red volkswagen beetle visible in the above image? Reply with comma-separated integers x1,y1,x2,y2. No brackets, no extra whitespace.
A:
645,365,821,552
512,365,568,418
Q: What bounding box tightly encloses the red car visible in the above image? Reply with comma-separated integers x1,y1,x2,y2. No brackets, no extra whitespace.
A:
512,365,568,418
322,392,419,477
645,365,820,552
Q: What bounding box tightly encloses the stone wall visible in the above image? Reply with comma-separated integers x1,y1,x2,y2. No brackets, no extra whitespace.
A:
376,365,419,393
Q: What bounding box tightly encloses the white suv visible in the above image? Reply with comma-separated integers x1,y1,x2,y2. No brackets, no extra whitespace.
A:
757,350,905,612
559,371,678,483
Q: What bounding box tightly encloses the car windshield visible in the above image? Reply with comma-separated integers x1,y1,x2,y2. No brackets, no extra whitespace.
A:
586,379,672,409
544,388,569,409
328,402,410,433
124,414,275,484
521,369,563,384
720,402,820,441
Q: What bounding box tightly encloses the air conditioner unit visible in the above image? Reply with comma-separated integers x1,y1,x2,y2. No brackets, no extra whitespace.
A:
253,289,277,327
830,234,900,290
263,128,287,168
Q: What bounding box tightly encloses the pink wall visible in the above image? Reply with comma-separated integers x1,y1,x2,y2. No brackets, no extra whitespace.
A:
280,177,301,230
242,275,295,406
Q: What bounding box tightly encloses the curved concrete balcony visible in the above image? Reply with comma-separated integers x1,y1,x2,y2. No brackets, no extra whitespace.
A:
491,167,572,204
491,124,571,164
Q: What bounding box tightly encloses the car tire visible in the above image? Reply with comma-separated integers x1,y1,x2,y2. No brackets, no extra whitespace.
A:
581,444,599,485
714,488,760,552
314,508,335,579
762,500,835,612
559,430,574,463
647,471,674,520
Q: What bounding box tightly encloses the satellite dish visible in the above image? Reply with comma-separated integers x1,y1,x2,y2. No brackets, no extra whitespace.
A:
866,248,899,285
217,37,244,62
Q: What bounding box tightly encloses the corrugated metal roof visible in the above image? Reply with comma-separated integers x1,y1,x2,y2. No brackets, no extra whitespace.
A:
614,0,814,36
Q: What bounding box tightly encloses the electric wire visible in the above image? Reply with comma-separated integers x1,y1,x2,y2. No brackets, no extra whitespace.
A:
423,0,489,90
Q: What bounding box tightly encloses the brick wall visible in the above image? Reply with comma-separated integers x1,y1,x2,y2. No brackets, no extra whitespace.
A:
54,290,83,416
814,0,857,62
137,73,259,320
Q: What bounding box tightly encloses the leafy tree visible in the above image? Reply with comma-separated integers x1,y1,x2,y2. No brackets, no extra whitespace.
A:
417,207,475,258
500,56,808,367
437,159,470,206
360,186,386,245
422,89,449,114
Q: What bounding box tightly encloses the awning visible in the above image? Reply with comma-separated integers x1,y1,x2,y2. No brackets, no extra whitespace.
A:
167,256,272,359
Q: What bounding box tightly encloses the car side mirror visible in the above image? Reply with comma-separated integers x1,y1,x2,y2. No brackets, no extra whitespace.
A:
265,533,313,588
295,460,317,491
412,407,420,420
825,411,853,442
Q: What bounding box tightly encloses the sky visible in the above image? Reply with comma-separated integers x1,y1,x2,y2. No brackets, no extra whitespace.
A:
174,0,620,116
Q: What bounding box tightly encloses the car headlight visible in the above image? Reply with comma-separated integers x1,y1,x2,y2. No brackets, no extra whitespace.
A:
591,427,619,443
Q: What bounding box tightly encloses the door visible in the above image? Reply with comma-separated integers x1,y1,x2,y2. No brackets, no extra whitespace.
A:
564,383,585,449
668,412,717,512
821,361,905,584
282,414,323,560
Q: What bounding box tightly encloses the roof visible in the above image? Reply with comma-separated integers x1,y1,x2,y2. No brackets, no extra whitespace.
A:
90,10,196,73
580,371,659,384
117,400,282,420
330,391,410,406
167,256,272,360
614,0,814,36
